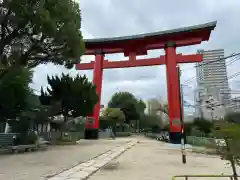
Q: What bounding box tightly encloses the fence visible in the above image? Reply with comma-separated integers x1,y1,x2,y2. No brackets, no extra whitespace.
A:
172,174,240,180
0,130,131,146
39,131,115,143
144,133,215,146
186,136,215,147
39,131,84,144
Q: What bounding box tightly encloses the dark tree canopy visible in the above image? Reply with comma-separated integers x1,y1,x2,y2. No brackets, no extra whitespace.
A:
139,114,163,130
108,92,143,123
0,0,84,69
225,112,240,124
40,73,98,121
0,67,33,122
136,99,146,114
193,118,213,135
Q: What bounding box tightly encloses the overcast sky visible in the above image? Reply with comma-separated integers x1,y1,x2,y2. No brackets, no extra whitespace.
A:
30,0,240,114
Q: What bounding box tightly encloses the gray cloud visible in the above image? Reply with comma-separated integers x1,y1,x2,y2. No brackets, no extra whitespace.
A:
32,0,240,113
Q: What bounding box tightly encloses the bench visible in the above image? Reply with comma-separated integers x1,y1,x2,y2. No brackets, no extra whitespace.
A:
0,133,15,147
0,133,40,154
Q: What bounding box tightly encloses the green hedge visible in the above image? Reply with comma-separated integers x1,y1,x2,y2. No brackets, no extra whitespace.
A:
145,133,160,139
115,132,132,137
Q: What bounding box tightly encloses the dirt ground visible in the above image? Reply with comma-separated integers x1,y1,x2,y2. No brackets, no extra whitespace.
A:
90,137,240,180
0,139,127,180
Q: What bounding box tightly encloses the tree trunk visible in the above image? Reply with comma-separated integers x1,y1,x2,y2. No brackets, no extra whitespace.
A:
121,125,125,132
112,124,116,136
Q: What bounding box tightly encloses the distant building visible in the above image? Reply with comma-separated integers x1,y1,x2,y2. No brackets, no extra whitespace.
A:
146,97,169,124
184,115,195,122
227,97,240,112
195,49,230,120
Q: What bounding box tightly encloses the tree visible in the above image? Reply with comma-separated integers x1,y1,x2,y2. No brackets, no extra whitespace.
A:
225,112,240,124
0,0,84,70
184,122,194,136
108,92,140,124
40,74,98,125
0,67,40,144
100,108,125,135
103,108,125,125
139,114,163,133
213,121,240,180
136,99,146,114
193,118,213,136
102,108,125,130
0,67,33,122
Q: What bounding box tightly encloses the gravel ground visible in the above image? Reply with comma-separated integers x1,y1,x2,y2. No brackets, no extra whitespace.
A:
0,139,128,180
90,137,240,180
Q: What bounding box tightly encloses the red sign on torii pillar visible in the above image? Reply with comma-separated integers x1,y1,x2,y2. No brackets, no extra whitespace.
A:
76,21,217,141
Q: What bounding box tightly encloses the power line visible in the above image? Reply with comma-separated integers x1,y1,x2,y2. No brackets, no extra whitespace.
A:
183,76,196,84
194,52,240,68
226,55,240,66
206,70,240,89
182,52,240,72
182,54,240,85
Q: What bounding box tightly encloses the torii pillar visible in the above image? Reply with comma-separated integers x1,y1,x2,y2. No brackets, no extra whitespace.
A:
76,21,217,142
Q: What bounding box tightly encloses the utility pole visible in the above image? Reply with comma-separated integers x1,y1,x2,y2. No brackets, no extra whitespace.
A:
177,65,186,164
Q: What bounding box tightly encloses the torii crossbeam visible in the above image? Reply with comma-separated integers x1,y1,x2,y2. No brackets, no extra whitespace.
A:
76,21,217,142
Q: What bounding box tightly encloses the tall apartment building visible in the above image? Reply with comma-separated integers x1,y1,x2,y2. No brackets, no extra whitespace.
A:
195,49,230,120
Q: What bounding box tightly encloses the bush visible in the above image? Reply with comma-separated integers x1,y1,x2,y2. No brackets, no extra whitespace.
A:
115,132,131,137
54,132,80,145
55,137,77,145
55,140,76,145
15,131,38,145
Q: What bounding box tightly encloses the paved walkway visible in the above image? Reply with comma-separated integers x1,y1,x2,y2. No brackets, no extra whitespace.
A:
48,139,137,180
2,136,239,180
90,137,240,180
0,138,130,180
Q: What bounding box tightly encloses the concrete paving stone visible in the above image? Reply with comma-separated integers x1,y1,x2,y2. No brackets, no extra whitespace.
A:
81,160,95,167
104,151,113,155
69,168,80,172
95,154,110,160
69,170,90,178
48,176,66,180
103,157,114,162
82,166,98,172
56,169,76,177
93,162,107,168
68,165,84,172
108,153,121,159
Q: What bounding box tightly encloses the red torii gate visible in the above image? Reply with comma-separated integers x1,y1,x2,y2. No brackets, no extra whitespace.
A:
76,21,217,142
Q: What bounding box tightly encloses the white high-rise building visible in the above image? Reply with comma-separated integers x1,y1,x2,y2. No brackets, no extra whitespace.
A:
195,49,230,120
